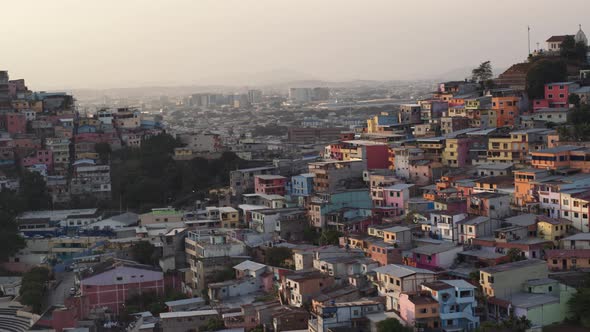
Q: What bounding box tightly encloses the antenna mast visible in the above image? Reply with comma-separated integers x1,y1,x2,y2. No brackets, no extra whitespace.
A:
528,25,531,55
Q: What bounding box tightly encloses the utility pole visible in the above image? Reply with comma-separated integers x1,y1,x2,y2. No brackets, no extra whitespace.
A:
528,25,531,56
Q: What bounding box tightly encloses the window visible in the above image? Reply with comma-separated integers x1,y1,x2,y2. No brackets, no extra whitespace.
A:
395,279,400,286
116,277,123,281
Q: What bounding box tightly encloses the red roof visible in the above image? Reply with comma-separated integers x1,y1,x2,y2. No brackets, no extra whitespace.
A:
546,249,590,259
546,35,571,42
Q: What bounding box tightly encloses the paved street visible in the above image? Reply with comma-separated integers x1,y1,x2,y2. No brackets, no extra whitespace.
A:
44,271,75,310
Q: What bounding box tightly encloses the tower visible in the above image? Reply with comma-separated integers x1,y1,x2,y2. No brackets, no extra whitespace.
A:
575,24,588,46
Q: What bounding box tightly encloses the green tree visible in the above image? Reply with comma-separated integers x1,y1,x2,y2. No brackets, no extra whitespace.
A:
0,211,26,262
526,59,568,100
20,266,50,313
265,247,293,268
472,61,493,89
568,277,590,328
0,191,26,261
376,318,412,332
95,142,112,164
575,41,589,61
199,318,224,331
209,266,235,283
319,230,343,246
501,313,532,332
20,171,51,210
560,35,578,59
569,93,581,107
507,248,524,262
250,326,263,332
131,241,159,265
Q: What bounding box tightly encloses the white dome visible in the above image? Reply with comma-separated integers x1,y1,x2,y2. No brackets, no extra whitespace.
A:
575,25,588,46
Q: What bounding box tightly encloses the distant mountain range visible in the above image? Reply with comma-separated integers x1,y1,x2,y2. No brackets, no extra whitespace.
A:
68,65,508,100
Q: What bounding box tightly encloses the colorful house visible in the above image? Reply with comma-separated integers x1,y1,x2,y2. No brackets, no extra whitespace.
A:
382,183,414,217
530,145,586,171
398,291,440,329
533,82,580,110
442,137,472,168
254,174,287,196
492,96,519,127
21,150,53,171
536,216,572,246
290,173,315,196
546,249,590,271
410,243,464,269
78,259,165,317
373,264,437,311
479,259,547,298
421,280,479,331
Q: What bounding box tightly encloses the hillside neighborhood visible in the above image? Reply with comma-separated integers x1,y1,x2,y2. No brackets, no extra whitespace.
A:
2,27,590,332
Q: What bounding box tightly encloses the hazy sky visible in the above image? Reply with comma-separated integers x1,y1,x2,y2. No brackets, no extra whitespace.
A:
4,0,590,89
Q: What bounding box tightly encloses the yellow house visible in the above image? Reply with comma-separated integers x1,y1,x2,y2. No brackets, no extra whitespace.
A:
480,259,547,298
442,138,460,167
447,107,469,117
537,216,571,246
140,208,185,225
367,112,396,134
206,206,239,228
174,147,193,158
487,136,514,163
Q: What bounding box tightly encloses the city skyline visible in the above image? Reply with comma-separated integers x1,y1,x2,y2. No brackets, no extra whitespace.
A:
4,0,590,90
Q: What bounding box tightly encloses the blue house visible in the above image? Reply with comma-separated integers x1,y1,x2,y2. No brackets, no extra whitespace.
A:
290,173,315,196
77,124,97,134
421,279,480,331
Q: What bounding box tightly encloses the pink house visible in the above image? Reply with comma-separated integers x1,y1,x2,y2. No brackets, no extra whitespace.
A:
254,174,287,196
0,113,27,134
533,82,579,111
382,183,414,217
21,150,53,171
410,243,464,269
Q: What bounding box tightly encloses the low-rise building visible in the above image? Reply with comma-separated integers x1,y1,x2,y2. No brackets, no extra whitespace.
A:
409,243,464,270
546,249,590,271
139,208,185,225
373,264,437,311
79,259,165,317
308,300,385,332
282,272,335,307
479,259,547,298
160,310,219,332
422,279,479,331
399,291,440,330
254,174,287,196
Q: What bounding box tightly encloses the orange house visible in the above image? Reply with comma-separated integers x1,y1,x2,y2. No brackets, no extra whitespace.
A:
530,145,585,170
492,96,519,127
513,169,551,207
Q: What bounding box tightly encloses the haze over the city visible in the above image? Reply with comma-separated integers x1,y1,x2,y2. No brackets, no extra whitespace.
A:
4,0,590,89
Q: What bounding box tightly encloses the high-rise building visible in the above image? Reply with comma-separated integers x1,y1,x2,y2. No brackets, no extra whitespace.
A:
0,71,10,109
288,88,312,104
247,89,263,104
312,87,330,101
